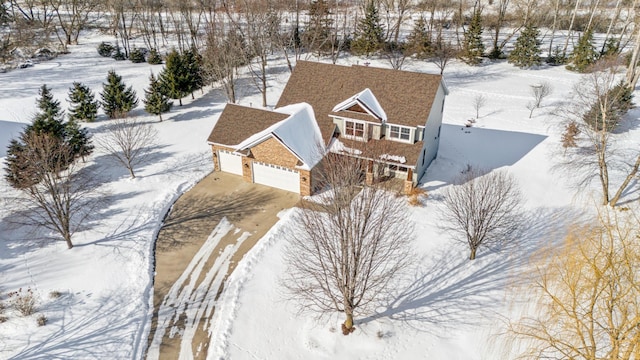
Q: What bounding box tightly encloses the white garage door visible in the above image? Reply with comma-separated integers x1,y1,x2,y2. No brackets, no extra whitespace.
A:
252,162,300,194
219,150,243,175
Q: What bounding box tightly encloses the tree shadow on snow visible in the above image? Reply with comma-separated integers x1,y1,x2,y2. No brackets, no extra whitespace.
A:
358,206,579,334
156,186,275,252
7,291,144,360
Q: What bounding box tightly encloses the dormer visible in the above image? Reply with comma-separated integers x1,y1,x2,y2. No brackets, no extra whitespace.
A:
330,88,387,142
331,88,387,122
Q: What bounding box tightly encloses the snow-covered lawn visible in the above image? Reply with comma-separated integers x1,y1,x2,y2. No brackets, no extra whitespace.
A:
0,34,638,359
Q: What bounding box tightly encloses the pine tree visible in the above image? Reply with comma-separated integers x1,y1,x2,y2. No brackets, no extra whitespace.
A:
4,139,37,189
460,8,485,65
508,24,542,68
64,119,93,161
5,86,94,188
68,82,99,122
351,1,384,56
158,49,188,106
406,17,432,59
144,72,173,121
567,29,599,73
101,70,138,119
182,48,204,99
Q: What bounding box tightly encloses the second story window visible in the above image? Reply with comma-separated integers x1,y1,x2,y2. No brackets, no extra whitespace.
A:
345,120,365,139
390,125,411,141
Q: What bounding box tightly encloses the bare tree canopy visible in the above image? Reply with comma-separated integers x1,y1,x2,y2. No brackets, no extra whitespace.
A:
526,82,552,118
510,208,640,359
282,152,414,335
556,57,639,207
6,132,99,249
440,168,523,260
96,117,158,179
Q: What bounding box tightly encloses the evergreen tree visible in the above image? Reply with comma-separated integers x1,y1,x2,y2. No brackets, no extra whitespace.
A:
4,139,37,189
64,119,93,161
508,24,542,68
567,29,598,73
351,1,384,56
67,82,99,122
159,49,188,106
144,72,173,121
406,17,432,59
5,86,94,188
34,84,64,125
182,48,204,99
101,70,139,119
147,48,162,64
460,8,485,65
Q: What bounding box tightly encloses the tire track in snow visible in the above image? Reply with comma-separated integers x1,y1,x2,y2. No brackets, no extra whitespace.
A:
146,218,235,360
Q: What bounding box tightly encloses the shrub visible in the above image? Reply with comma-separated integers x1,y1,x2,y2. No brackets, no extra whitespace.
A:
546,46,567,66
129,47,147,63
408,187,427,206
112,47,126,61
49,290,62,299
147,48,162,64
37,314,47,326
8,288,37,316
98,42,115,57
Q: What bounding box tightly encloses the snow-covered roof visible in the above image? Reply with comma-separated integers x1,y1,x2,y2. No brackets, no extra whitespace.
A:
234,103,324,170
332,88,388,122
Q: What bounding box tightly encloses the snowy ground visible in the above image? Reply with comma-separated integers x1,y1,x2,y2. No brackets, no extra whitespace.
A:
0,32,639,359
206,60,640,359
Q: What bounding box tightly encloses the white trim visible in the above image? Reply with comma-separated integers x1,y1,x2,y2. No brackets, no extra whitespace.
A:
343,119,367,141
388,124,413,143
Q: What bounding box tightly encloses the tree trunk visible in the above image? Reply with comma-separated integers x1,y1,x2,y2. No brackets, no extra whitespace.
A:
342,310,354,334
64,233,74,249
609,155,640,207
159,114,163,122
563,0,581,56
129,166,136,179
179,98,183,106
469,247,477,260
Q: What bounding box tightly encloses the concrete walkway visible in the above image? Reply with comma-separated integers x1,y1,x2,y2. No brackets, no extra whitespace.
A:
146,172,299,360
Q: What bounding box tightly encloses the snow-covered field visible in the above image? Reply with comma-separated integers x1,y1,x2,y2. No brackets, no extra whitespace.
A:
0,32,638,359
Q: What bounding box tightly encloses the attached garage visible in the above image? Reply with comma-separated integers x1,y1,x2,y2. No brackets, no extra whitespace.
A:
252,162,300,194
218,150,243,175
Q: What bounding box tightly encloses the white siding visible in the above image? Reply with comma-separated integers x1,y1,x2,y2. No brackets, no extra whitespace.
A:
415,83,446,182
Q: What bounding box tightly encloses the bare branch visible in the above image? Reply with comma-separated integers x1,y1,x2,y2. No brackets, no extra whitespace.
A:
96,117,158,179
440,168,523,260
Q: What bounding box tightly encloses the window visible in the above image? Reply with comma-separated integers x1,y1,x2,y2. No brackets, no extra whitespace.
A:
345,120,365,139
389,125,411,141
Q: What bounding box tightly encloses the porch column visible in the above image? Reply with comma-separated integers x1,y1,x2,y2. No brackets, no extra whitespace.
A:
404,168,414,195
365,160,374,185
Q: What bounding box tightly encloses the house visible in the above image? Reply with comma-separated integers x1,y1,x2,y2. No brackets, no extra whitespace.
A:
207,61,448,196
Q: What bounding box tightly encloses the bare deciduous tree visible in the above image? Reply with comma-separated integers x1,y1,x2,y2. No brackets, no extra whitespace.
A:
203,22,246,103
282,152,414,335
556,57,640,207
6,133,99,249
97,117,157,179
527,82,552,118
510,209,640,360
430,33,457,75
473,94,487,119
440,168,523,260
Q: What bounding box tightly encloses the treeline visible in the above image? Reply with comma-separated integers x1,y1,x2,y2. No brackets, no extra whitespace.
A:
2,0,640,99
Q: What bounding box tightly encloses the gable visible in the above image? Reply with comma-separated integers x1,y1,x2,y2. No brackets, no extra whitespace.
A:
250,137,301,169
